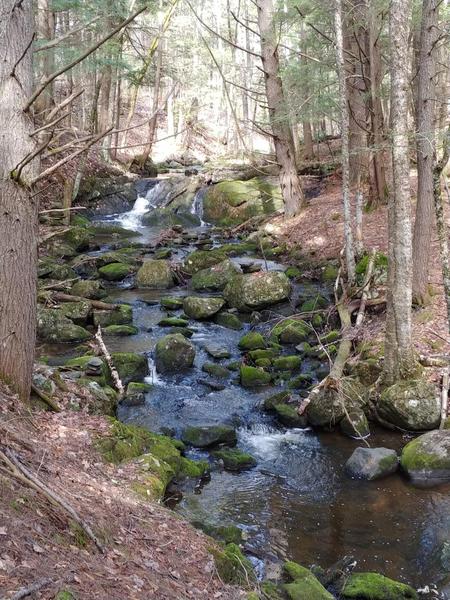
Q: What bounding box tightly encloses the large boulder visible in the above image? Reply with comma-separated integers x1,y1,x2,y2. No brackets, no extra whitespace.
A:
184,248,228,274
98,262,133,281
71,280,107,300
154,333,195,373
341,572,418,599
93,304,133,327
191,259,242,292
224,271,291,311
136,259,174,289
400,430,450,486
182,425,237,448
110,352,149,385
42,226,93,258
37,308,91,343
58,301,92,326
378,379,439,430
345,447,398,480
307,378,365,430
183,296,224,320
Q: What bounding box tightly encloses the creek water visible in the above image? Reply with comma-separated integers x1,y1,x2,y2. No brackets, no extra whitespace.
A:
42,179,450,593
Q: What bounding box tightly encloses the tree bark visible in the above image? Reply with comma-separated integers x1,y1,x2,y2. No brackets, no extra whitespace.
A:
0,0,39,400
256,0,304,218
383,0,417,385
412,0,439,305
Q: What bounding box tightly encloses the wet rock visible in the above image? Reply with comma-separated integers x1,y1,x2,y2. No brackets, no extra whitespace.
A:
191,259,241,291
121,382,152,407
71,279,107,300
155,333,195,373
273,404,308,428
224,271,291,312
341,572,418,599
400,429,450,487
273,356,302,371
340,407,370,439
204,343,231,359
183,296,225,320
93,304,133,327
192,522,244,545
37,308,91,343
240,365,271,387
378,379,439,430
214,311,243,330
288,373,313,390
98,262,132,281
158,317,189,327
136,259,174,289
197,379,226,391
103,324,138,336
110,352,149,385
59,301,92,326
169,326,194,338
160,296,184,310
181,425,237,448
307,378,366,430
263,390,291,411
202,363,230,379
271,318,311,344
212,448,257,471
238,331,266,351
283,561,334,600
345,447,398,480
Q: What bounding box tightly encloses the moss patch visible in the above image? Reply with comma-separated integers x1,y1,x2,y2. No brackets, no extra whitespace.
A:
341,572,418,599
210,543,255,586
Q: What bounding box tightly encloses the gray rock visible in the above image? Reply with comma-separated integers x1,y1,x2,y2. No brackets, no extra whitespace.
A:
345,447,398,480
378,379,439,430
204,343,231,359
155,333,196,373
401,429,450,487
224,271,291,312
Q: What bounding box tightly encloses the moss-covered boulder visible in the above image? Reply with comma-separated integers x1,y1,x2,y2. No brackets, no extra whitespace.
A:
110,352,148,385
346,447,398,480
307,378,366,430
59,301,92,325
214,311,243,330
93,304,133,327
340,407,370,439
121,382,152,406
160,296,184,310
355,358,382,386
136,259,174,289
43,226,92,257
273,356,302,371
400,430,450,486
98,262,132,281
211,543,255,585
78,380,118,415
103,324,138,336
191,259,242,292
38,257,78,281
224,271,291,312
37,308,91,343
183,248,228,274
202,363,230,379
378,379,439,430
182,425,237,448
283,561,334,600
212,448,257,471
341,572,417,599
155,333,195,373
273,404,307,428
183,296,225,320
238,331,266,351
203,178,283,226
158,317,189,327
240,365,271,387
71,279,107,300
271,319,311,344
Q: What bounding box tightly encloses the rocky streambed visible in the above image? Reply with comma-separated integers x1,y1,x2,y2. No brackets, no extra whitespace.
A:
36,174,450,598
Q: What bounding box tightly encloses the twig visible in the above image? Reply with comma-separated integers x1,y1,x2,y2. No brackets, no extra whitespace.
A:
8,577,52,600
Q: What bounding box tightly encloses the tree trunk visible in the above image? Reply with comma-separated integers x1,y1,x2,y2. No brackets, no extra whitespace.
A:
334,0,356,283
36,0,55,114
412,0,439,305
0,0,38,401
141,35,164,165
256,0,304,218
383,0,417,385
302,121,314,159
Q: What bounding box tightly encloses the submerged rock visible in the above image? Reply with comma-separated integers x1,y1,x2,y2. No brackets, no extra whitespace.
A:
204,343,231,359
400,429,450,486
136,259,174,289
191,259,241,291
345,447,398,480
341,572,418,599
212,448,256,471
155,333,195,373
181,425,237,448
378,379,439,430
183,296,224,320
224,271,291,311
283,561,334,600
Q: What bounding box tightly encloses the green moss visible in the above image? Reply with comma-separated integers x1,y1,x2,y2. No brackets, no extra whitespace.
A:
255,358,272,368
261,581,285,599
211,543,255,586
98,262,132,281
212,448,257,471
263,390,291,411
273,356,302,371
110,352,148,384
321,264,339,282
300,295,328,313
184,248,227,274
249,348,279,360
355,252,388,275
202,363,230,379
214,312,243,330
271,319,311,344
240,365,271,387
93,304,133,327
274,404,307,428
320,330,339,344
285,266,302,279
182,425,237,448
239,331,266,351
160,297,184,310
197,523,244,545
55,591,76,600
341,572,418,599
103,324,138,336
288,373,313,389
178,457,209,478
283,561,334,600
158,317,189,327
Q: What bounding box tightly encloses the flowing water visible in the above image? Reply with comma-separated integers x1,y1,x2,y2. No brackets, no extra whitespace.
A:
42,178,450,594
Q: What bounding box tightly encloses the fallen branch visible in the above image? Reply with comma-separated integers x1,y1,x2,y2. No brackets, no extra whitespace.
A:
440,369,449,428
31,383,61,412
8,577,53,600
52,292,118,311
95,326,124,398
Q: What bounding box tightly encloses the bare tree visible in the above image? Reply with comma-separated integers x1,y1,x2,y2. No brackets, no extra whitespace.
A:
256,0,304,218
0,0,39,400
383,0,417,385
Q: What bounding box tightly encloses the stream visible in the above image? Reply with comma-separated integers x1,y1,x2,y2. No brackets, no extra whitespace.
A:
42,177,450,593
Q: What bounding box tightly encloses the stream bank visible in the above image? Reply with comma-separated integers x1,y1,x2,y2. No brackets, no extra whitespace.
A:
35,172,450,598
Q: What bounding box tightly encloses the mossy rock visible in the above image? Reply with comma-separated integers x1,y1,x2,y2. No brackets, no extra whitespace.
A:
355,358,382,385
274,404,308,428
271,319,311,344
98,262,132,282
110,352,148,385
210,543,256,586
182,425,237,448
37,308,91,343
240,365,271,388
249,348,279,361
183,296,225,320
160,296,184,310
261,581,285,600
319,330,339,344
103,324,138,336
96,248,140,267
184,248,228,274
44,226,92,257
155,333,195,373
55,591,76,600
288,373,313,389
263,390,291,411
346,447,398,481
283,561,334,600
59,301,92,326
169,326,194,338
202,363,230,379
214,311,243,330
191,259,242,292
238,332,266,351
93,304,133,327
307,377,365,430
285,266,302,279
136,259,174,289
340,407,370,439
77,380,117,415
71,279,107,300
321,264,339,283
38,258,78,281
273,356,302,371
378,379,439,430
299,295,328,313
400,429,450,486
121,381,152,406
224,271,291,312
212,448,257,471
341,572,418,599
158,317,189,327
195,522,244,545
65,355,109,382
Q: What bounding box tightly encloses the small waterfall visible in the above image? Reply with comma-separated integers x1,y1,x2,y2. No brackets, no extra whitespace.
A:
145,356,162,386
118,182,162,229
190,187,208,226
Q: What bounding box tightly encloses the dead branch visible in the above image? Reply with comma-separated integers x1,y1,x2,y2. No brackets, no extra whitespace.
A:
45,89,85,122
52,292,118,311
30,383,61,412
355,248,376,326
39,206,86,214
35,16,101,52
30,111,70,137
95,326,124,398
440,369,449,428
8,577,53,600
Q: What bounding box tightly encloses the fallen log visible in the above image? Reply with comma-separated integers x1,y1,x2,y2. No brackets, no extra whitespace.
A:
52,292,118,311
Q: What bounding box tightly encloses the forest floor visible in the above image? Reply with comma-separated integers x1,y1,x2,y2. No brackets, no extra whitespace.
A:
0,386,244,600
